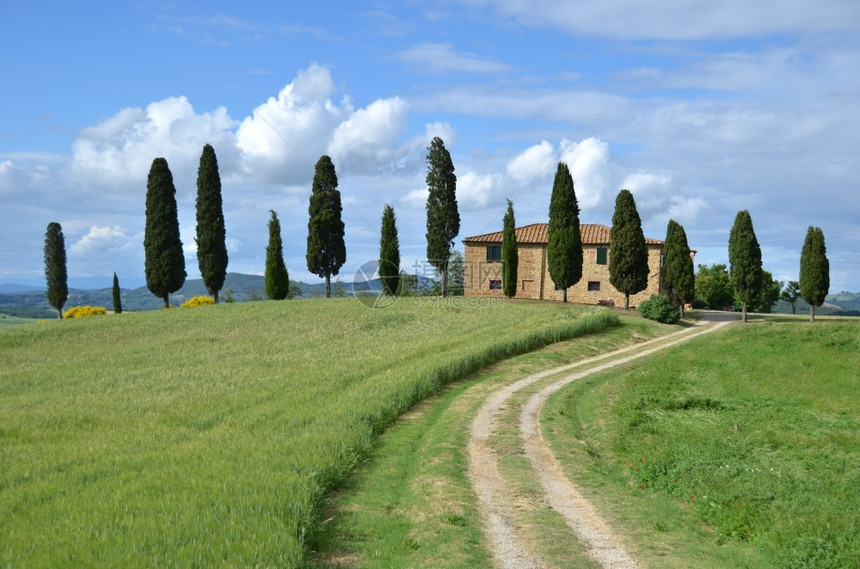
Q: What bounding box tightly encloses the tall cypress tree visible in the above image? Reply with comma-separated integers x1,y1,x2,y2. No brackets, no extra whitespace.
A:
306,155,346,298
547,162,582,303
195,144,228,303
609,189,649,309
663,219,695,317
799,226,829,323
112,272,122,314
425,137,459,297
265,210,290,300
44,221,68,319
502,199,518,299
379,204,400,296
728,210,762,322
144,157,186,308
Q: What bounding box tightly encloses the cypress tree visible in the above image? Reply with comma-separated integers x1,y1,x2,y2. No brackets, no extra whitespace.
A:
502,199,518,299
195,144,228,303
44,221,68,319
144,157,186,308
728,210,762,322
609,189,649,309
799,226,829,323
663,219,695,317
265,210,290,300
425,137,459,297
547,162,582,303
112,272,122,314
379,204,400,296
306,155,346,298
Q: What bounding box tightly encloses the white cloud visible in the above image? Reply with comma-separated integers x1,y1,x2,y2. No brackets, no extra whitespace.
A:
328,97,409,173
559,137,613,210
506,140,555,187
395,43,511,74
457,171,504,210
235,63,347,185
469,0,860,40
69,97,238,194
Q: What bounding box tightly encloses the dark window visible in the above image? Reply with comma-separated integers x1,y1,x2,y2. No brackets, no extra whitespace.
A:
596,247,608,265
489,279,502,290
588,281,601,292
486,245,502,262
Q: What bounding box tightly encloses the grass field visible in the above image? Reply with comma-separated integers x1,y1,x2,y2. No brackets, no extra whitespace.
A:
309,315,859,568
0,297,617,568
545,318,860,568
0,313,37,327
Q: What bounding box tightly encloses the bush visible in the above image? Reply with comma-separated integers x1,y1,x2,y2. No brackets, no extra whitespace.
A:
637,295,680,324
64,306,107,319
180,296,215,308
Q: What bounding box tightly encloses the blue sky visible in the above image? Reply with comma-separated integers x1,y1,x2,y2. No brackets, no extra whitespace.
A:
2,0,858,293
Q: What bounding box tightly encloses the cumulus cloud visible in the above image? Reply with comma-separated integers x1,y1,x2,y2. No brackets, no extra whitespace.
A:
69,97,238,194
506,140,555,187
328,97,409,173
558,137,613,210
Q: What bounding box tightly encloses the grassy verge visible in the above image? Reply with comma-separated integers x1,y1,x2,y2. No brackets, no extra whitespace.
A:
308,311,676,568
544,318,860,568
0,298,617,567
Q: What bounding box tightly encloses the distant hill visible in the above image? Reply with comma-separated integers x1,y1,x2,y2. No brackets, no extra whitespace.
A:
773,291,860,316
0,272,439,317
0,283,43,294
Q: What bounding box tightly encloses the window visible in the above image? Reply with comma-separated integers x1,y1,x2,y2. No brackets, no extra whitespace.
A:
489,279,502,290
486,245,502,262
587,281,601,292
596,247,608,265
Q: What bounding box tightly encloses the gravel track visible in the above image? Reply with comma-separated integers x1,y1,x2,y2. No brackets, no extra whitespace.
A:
468,316,734,569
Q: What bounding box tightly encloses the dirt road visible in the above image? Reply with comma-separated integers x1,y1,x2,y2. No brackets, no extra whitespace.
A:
468,316,735,568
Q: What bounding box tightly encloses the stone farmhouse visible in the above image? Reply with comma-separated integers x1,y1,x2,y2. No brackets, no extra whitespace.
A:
462,222,666,306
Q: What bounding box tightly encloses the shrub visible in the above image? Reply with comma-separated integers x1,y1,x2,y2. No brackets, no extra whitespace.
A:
180,295,215,308
63,306,107,319
637,295,680,324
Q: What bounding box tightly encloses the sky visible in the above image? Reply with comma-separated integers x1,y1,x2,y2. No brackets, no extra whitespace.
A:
1,0,858,293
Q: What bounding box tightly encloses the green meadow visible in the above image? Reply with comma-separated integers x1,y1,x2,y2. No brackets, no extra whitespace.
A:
309,315,860,568
0,298,617,568
545,319,860,568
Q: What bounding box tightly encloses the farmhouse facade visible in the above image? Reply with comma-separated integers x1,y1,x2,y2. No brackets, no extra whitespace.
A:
463,223,664,306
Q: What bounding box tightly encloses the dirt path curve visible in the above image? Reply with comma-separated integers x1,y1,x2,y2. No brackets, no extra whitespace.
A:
468,315,735,569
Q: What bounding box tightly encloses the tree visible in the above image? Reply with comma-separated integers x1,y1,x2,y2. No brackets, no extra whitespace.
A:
265,210,290,300
44,222,68,319
195,144,228,303
547,162,582,302
609,189,649,309
379,204,400,296
743,270,782,314
662,219,695,317
502,199,518,299
144,157,186,308
306,155,346,298
780,280,801,314
695,263,734,310
799,226,829,323
728,210,762,322
112,272,122,314
431,250,465,296
425,137,459,297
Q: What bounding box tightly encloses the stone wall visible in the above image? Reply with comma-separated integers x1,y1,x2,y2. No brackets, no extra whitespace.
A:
464,242,662,307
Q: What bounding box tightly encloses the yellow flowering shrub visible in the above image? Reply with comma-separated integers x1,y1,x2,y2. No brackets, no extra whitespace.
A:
63,306,107,319
180,296,215,308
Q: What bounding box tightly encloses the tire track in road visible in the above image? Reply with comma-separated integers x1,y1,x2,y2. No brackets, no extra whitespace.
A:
468,317,734,569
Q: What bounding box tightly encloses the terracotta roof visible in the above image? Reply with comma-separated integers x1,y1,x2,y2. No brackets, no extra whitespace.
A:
463,222,662,245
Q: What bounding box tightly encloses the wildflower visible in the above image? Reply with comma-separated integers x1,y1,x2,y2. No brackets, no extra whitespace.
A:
690,496,695,500
641,456,647,463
